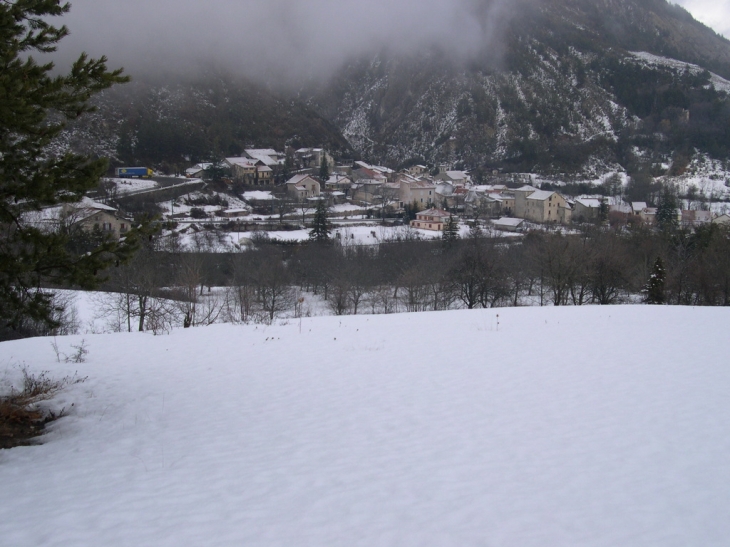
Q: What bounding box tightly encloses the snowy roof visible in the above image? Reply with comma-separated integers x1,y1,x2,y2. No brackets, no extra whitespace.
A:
326,174,352,184
416,208,452,219
78,197,117,212
632,202,647,213
242,191,275,201
525,190,555,201
575,198,602,208
186,163,211,174
492,217,524,227
226,157,256,168
245,149,282,166
515,185,538,193
245,148,278,156
355,161,394,174
286,174,317,186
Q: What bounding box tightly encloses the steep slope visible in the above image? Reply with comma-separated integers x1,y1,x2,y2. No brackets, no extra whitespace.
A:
306,0,730,176
56,73,353,170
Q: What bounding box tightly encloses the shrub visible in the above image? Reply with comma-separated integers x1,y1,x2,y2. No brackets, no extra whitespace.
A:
0,366,87,449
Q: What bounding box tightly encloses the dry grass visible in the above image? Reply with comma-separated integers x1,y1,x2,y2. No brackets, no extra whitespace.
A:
0,367,86,449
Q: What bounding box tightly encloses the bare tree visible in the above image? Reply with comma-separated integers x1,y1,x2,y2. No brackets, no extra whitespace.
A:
252,249,294,323
227,253,257,323
589,230,629,304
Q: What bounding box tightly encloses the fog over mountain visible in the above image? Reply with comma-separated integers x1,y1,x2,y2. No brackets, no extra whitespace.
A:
57,0,522,84
51,0,730,174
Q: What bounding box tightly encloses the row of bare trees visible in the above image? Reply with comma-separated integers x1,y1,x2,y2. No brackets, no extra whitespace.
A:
89,222,730,332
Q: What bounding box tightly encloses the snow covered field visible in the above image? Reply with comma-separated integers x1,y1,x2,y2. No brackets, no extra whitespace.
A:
2,306,729,546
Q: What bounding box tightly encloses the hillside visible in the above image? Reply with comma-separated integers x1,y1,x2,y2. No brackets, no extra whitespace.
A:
2,306,730,546
55,74,353,171
306,0,730,176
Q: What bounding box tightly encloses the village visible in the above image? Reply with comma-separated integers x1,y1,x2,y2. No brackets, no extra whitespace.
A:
48,146,730,246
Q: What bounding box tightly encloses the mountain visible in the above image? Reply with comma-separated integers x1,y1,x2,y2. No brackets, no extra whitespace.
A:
56,0,730,179
55,73,353,172
304,0,730,177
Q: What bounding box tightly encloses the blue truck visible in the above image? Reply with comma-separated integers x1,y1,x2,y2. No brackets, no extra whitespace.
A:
115,167,153,178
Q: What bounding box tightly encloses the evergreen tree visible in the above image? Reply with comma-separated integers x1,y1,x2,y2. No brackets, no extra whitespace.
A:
656,187,679,231
0,1,137,334
442,215,460,248
309,200,332,243
319,152,330,182
645,256,666,304
403,200,421,223
203,159,231,183
598,199,609,223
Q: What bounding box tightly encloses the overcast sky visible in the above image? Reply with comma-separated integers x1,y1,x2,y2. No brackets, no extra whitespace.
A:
54,0,729,83
675,0,730,38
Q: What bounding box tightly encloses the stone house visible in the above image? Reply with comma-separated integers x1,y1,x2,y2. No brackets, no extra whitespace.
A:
400,178,436,208
573,198,604,222
352,179,385,205
225,157,257,182
514,186,571,224
436,170,471,186
63,198,132,240
285,174,321,199
324,174,353,195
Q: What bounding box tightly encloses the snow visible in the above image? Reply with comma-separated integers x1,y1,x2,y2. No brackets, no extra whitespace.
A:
629,52,730,95
1,306,730,546
331,203,367,213
575,197,602,208
242,191,276,201
105,177,158,194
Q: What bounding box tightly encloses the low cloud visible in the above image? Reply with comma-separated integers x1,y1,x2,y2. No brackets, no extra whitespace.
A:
54,0,512,85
